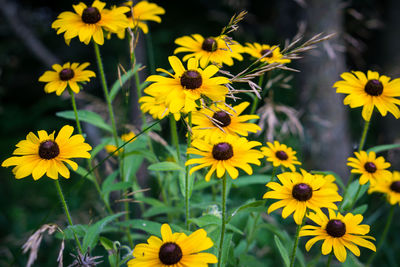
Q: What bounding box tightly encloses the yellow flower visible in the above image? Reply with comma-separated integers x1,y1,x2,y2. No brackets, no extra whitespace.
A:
186,135,263,181
191,101,261,141
144,56,229,114
369,170,400,205
122,1,165,35
174,34,243,68
127,223,217,266
244,43,290,64
300,209,376,263
38,62,96,95
2,125,91,180
347,150,392,185
104,131,136,156
263,170,342,225
52,0,129,45
139,95,181,121
333,70,400,121
261,141,301,171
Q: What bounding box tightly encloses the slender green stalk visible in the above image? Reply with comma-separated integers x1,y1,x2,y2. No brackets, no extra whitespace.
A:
67,88,113,214
169,114,181,161
326,252,334,267
68,88,82,135
54,180,83,253
217,175,227,267
270,166,277,182
185,112,192,230
366,205,395,266
289,218,305,267
93,42,119,149
347,184,362,211
358,120,370,152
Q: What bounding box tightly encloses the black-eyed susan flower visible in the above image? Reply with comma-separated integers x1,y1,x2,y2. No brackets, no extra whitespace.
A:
300,209,376,263
127,223,217,266
104,131,136,155
174,34,243,68
191,101,261,141
52,0,129,45
120,1,165,35
244,43,290,64
333,70,400,121
263,170,342,225
347,150,392,185
186,135,263,181
261,141,301,171
139,94,181,121
368,171,400,205
38,62,96,95
144,56,229,114
2,125,91,180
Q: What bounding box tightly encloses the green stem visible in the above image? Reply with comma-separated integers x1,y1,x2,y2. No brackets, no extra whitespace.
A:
366,205,395,266
185,112,192,230
54,180,83,253
217,175,227,267
270,166,277,182
358,120,370,152
326,252,333,267
67,88,112,214
347,184,362,211
93,42,119,149
169,114,181,161
68,88,82,135
289,218,304,267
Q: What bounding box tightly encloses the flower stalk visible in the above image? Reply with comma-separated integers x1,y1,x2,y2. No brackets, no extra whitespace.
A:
289,217,305,267
217,174,227,267
54,179,83,253
185,112,192,230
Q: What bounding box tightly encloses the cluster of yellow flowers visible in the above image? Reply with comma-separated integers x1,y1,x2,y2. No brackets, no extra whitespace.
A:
3,0,400,266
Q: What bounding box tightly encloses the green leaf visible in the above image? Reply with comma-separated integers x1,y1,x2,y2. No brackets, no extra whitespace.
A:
367,143,400,153
352,204,368,214
82,212,125,252
231,175,270,187
274,235,290,267
148,161,182,171
110,64,142,102
99,236,114,251
73,165,95,182
228,200,266,223
115,219,162,236
102,182,132,195
56,110,112,132
219,233,233,267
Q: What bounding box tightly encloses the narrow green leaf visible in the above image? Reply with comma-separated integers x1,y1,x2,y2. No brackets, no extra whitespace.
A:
56,110,112,132
115,219,162,236
367,143,400,153
228,200,266,223
110,64,142,102
82,212,125,252
102,182,131,195
99,236,114,251
220,233,233,267
73,165,95,182
148,161,182,171
274,235,290,267
231,175,270,187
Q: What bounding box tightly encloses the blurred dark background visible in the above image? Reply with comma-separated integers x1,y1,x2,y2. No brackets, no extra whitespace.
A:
0,0,399,266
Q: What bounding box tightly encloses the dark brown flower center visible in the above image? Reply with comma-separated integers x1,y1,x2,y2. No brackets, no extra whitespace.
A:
364,162,377,173
180,70,202,89
390,181,400,193
212,111,231,127
38,140,60,159
364,79,383,96
158,242,182,265
202,37,218,52
326,219,346,237
275,150,288,160
81,7,101,24
59,68,75,81
261,49,273,57
212,142,234,160
292,183,313,201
